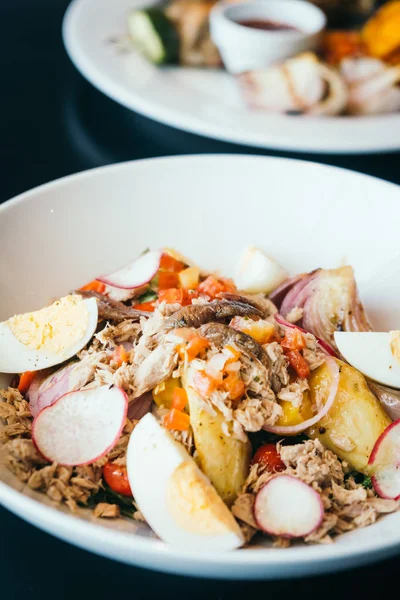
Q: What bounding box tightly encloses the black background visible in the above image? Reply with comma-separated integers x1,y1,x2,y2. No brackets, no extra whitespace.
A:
1,1,400,598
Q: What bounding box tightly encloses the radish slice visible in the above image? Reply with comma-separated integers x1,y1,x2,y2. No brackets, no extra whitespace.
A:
97,250,162,290
28,361,95,417
369,419,400,500
254,475,324,538
263,356,339,435
275,314,338,357
32,385,128,466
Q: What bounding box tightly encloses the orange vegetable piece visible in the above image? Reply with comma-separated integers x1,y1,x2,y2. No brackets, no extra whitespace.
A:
158,271,180,290
160,253,185,272
134,301,156,312
173,328,197,342
280,328,306,351
224,345,241,363
362,1,400,61
193,370,216,399
80,280,106,294
197,276,236,299
164,408,190,431
286,350,310,379
112,345,130,368
186,336,210,360
18,371,36,394
172,387,188,411
222,373,245,401
103,462,132,496
158,288,191,306
252,444,285,471
321,30,366,65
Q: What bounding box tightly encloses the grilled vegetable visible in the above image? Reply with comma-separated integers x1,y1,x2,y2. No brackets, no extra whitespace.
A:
307,360,391,472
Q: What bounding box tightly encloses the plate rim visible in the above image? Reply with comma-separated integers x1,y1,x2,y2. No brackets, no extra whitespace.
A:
62,0,400,155
1,154,400,578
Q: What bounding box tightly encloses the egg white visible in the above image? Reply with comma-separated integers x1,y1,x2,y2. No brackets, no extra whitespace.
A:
0,297,98,373
335,331,400,388
126,413,244,552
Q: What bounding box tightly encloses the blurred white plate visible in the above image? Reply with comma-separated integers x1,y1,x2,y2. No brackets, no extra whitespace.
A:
1,155,400,577
62,0,400,154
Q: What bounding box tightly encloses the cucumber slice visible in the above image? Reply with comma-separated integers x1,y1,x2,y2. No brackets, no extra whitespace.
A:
128,8,179,65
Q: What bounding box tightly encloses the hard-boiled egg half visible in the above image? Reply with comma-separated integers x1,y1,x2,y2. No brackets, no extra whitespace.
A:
0,295,98,373
335,331,400,389
235,246,288,294
126,413,244,551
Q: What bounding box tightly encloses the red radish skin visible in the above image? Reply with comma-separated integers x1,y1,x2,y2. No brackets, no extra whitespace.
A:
97,250,162,290
32,386,128,466
368,419,400,500
254,475,324,538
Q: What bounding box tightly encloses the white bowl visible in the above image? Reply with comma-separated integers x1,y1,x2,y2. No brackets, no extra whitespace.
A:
1,155,400,578
210,0,327,73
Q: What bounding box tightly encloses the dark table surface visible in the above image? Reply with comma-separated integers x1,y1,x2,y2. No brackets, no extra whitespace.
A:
1,1,400,598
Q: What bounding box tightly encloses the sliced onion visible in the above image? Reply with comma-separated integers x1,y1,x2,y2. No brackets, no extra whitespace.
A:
97,250,162,290
274,314,337,357
269,274,305,307
263,356,339,435
368,381,400,421
280,272,317,316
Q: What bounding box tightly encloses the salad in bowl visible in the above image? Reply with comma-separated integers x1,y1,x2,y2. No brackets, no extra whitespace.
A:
1,244,400,552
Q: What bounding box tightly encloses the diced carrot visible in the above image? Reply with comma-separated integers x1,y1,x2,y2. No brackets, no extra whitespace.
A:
186,336,210,360
160,253,185,272
281,328,306,351
197,276,236,299
164,408,190,431
172,387,188,411
193,370,216,399
18,371,36,394
222,373,245,401
158,288,191,306
158,271,180,290
112,345,130,368
80,280,106,294
133,301,156,312
223,345,241,363
286,350,310,379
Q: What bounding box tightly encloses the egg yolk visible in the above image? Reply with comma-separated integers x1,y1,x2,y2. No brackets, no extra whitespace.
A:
8,295,89,355
166,461,242,536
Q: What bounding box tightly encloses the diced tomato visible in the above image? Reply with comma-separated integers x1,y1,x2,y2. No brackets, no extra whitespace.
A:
18,371,36,394
160,253,185,272
112,345,130,368
197,276,236,299
134,301,156,312
172,387,188,411
158,271,179,290
286,350,310,379
193,370,216,399
281,328,306,351
186,336,210,360
252,444,285,472
164,408,190,431
80,280,106,294
103,462,132,496
222,373,245,401
158,288,191,306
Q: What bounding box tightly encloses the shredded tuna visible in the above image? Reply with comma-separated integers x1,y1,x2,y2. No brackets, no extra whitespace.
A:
93,503,121,518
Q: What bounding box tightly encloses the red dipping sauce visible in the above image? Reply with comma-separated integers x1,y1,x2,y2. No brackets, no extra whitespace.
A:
237,19,300,32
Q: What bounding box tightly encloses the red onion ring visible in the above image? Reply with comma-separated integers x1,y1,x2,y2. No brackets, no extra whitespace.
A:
263,356,340,435
274,314,337,357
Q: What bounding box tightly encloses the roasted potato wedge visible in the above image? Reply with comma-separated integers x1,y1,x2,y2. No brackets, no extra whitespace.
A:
307,360,391,472
184,374,251,506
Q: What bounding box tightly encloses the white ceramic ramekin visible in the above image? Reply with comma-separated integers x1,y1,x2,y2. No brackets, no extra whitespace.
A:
210,0,327,74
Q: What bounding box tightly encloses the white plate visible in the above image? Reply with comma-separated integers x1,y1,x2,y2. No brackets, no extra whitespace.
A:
1,155,400,579
62,0,400,155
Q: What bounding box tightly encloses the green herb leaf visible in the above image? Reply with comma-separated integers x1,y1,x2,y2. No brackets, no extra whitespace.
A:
138,289,158,303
